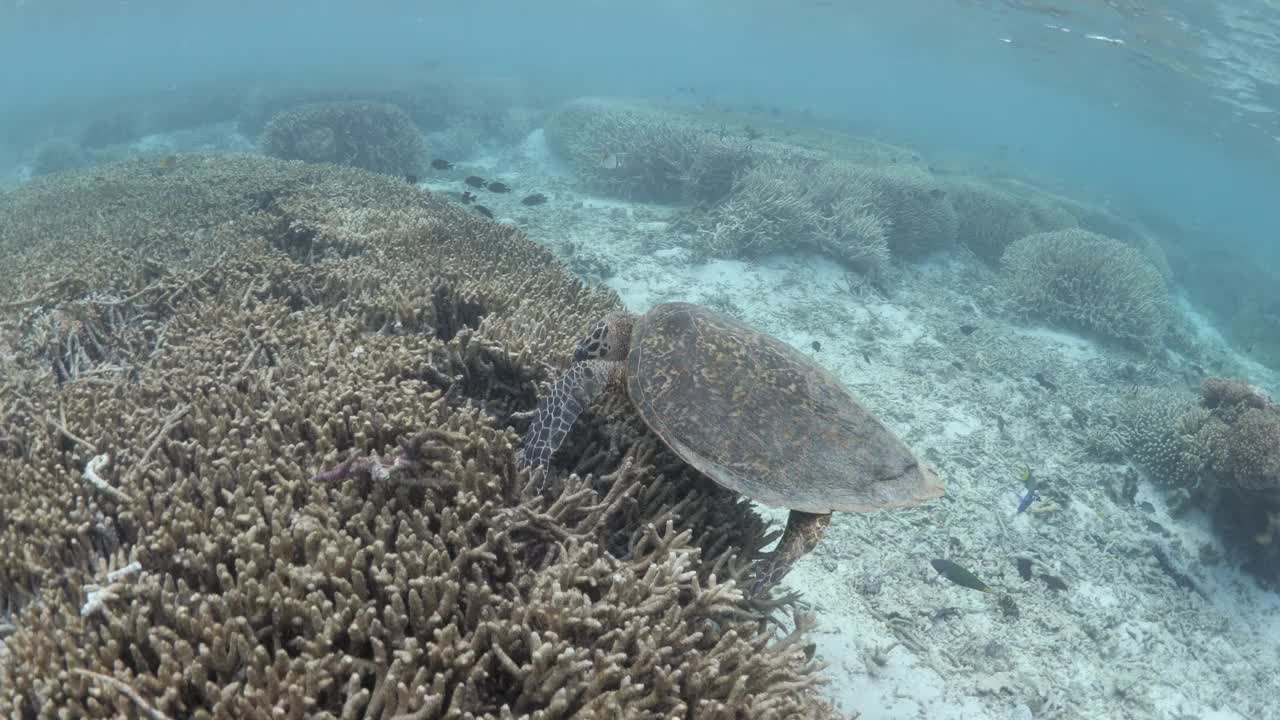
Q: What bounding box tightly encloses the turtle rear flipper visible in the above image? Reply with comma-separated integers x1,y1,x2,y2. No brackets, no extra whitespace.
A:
518,359,622,469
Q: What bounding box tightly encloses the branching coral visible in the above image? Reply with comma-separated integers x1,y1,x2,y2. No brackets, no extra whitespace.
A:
1001,229,1171,350
1120,377,1280,585
1118,389,1214,489
260,101,426,176
864,164,958,260
943,177,1038,264
0,155,838,718
688,156,890,276
544,97,762,204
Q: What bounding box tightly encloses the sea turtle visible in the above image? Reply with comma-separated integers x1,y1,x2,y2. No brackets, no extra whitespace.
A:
518,302,944,592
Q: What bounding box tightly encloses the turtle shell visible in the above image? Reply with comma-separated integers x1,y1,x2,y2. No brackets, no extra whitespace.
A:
626,302,943,513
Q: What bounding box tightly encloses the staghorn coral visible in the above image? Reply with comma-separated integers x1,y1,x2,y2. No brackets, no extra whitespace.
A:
0,154,838,718
688,155,890,276
544,97,762,204
1001,229,1171,350
943,177,1038,264
864,164,958,260
260,101,426,176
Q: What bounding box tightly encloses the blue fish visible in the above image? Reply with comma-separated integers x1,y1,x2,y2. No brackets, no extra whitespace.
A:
1016,467,1039,514
1017,488,1039,514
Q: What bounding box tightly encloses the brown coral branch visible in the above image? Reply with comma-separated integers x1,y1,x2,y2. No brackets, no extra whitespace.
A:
121,404,190,490
71,669,173,720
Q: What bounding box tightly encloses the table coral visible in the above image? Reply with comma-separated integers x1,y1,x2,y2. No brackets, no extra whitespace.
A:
0,155,837,718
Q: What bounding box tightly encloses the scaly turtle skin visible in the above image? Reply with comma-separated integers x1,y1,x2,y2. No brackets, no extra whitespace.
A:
518,302,943,593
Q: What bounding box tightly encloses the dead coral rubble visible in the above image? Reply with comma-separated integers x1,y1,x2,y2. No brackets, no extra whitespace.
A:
0,155,837,718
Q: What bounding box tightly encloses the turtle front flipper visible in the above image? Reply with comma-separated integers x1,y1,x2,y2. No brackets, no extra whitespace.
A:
518,359,623,469
751,510,833,595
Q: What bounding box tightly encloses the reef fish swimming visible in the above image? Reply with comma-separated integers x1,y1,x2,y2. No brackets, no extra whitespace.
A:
931,558,992,593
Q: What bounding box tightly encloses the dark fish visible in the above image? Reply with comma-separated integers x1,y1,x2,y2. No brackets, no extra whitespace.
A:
1016,558,1033,581
460,191,475,205
473,205,494,219
1017,489,1039,514
810,340,822,352
959,324,977,336
405,174,418,184
487,181,510,193
1031,372,1057,391
930,559,991,593
431,159,454,170
1016,467,1039,514
860,350,871,364
465,176,486,188
521,193,547,206
930,188,946,200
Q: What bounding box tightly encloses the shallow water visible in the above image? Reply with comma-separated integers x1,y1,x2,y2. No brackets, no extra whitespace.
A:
2,2,1279,719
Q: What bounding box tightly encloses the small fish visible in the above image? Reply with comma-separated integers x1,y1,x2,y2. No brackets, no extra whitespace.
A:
1016,467,1039,514
521,193,547,206
810,340,822,352
930,188,946,200
464,176,486,188
487,181,510,193
460,191,475,205
959,324,977,336
431,159,454,170
473,205,494,219
405,173,419,184
1015,557,1033,581
860,350,871,364
930,558,992,593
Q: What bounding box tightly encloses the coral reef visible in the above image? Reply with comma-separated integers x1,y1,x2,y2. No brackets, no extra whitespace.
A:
688,156,890,276
544,97,760,204
1001,229,1171,350
1118,378,1280,585
260,101,426,176
238,68,550,145
943,177,1038,264
865,164,958,260
1118,390,1212,489
0,155,837,717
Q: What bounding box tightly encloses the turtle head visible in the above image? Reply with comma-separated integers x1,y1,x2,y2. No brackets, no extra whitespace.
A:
572,311,634,363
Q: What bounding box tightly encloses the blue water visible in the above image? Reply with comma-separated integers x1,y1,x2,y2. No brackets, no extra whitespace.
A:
3,2,1275,259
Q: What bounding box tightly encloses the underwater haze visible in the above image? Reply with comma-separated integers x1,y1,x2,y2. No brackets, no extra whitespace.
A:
2,1,1280,719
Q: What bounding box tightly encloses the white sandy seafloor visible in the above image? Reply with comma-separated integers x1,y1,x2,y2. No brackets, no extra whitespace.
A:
6,125,1280,719
472,132,1280,720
